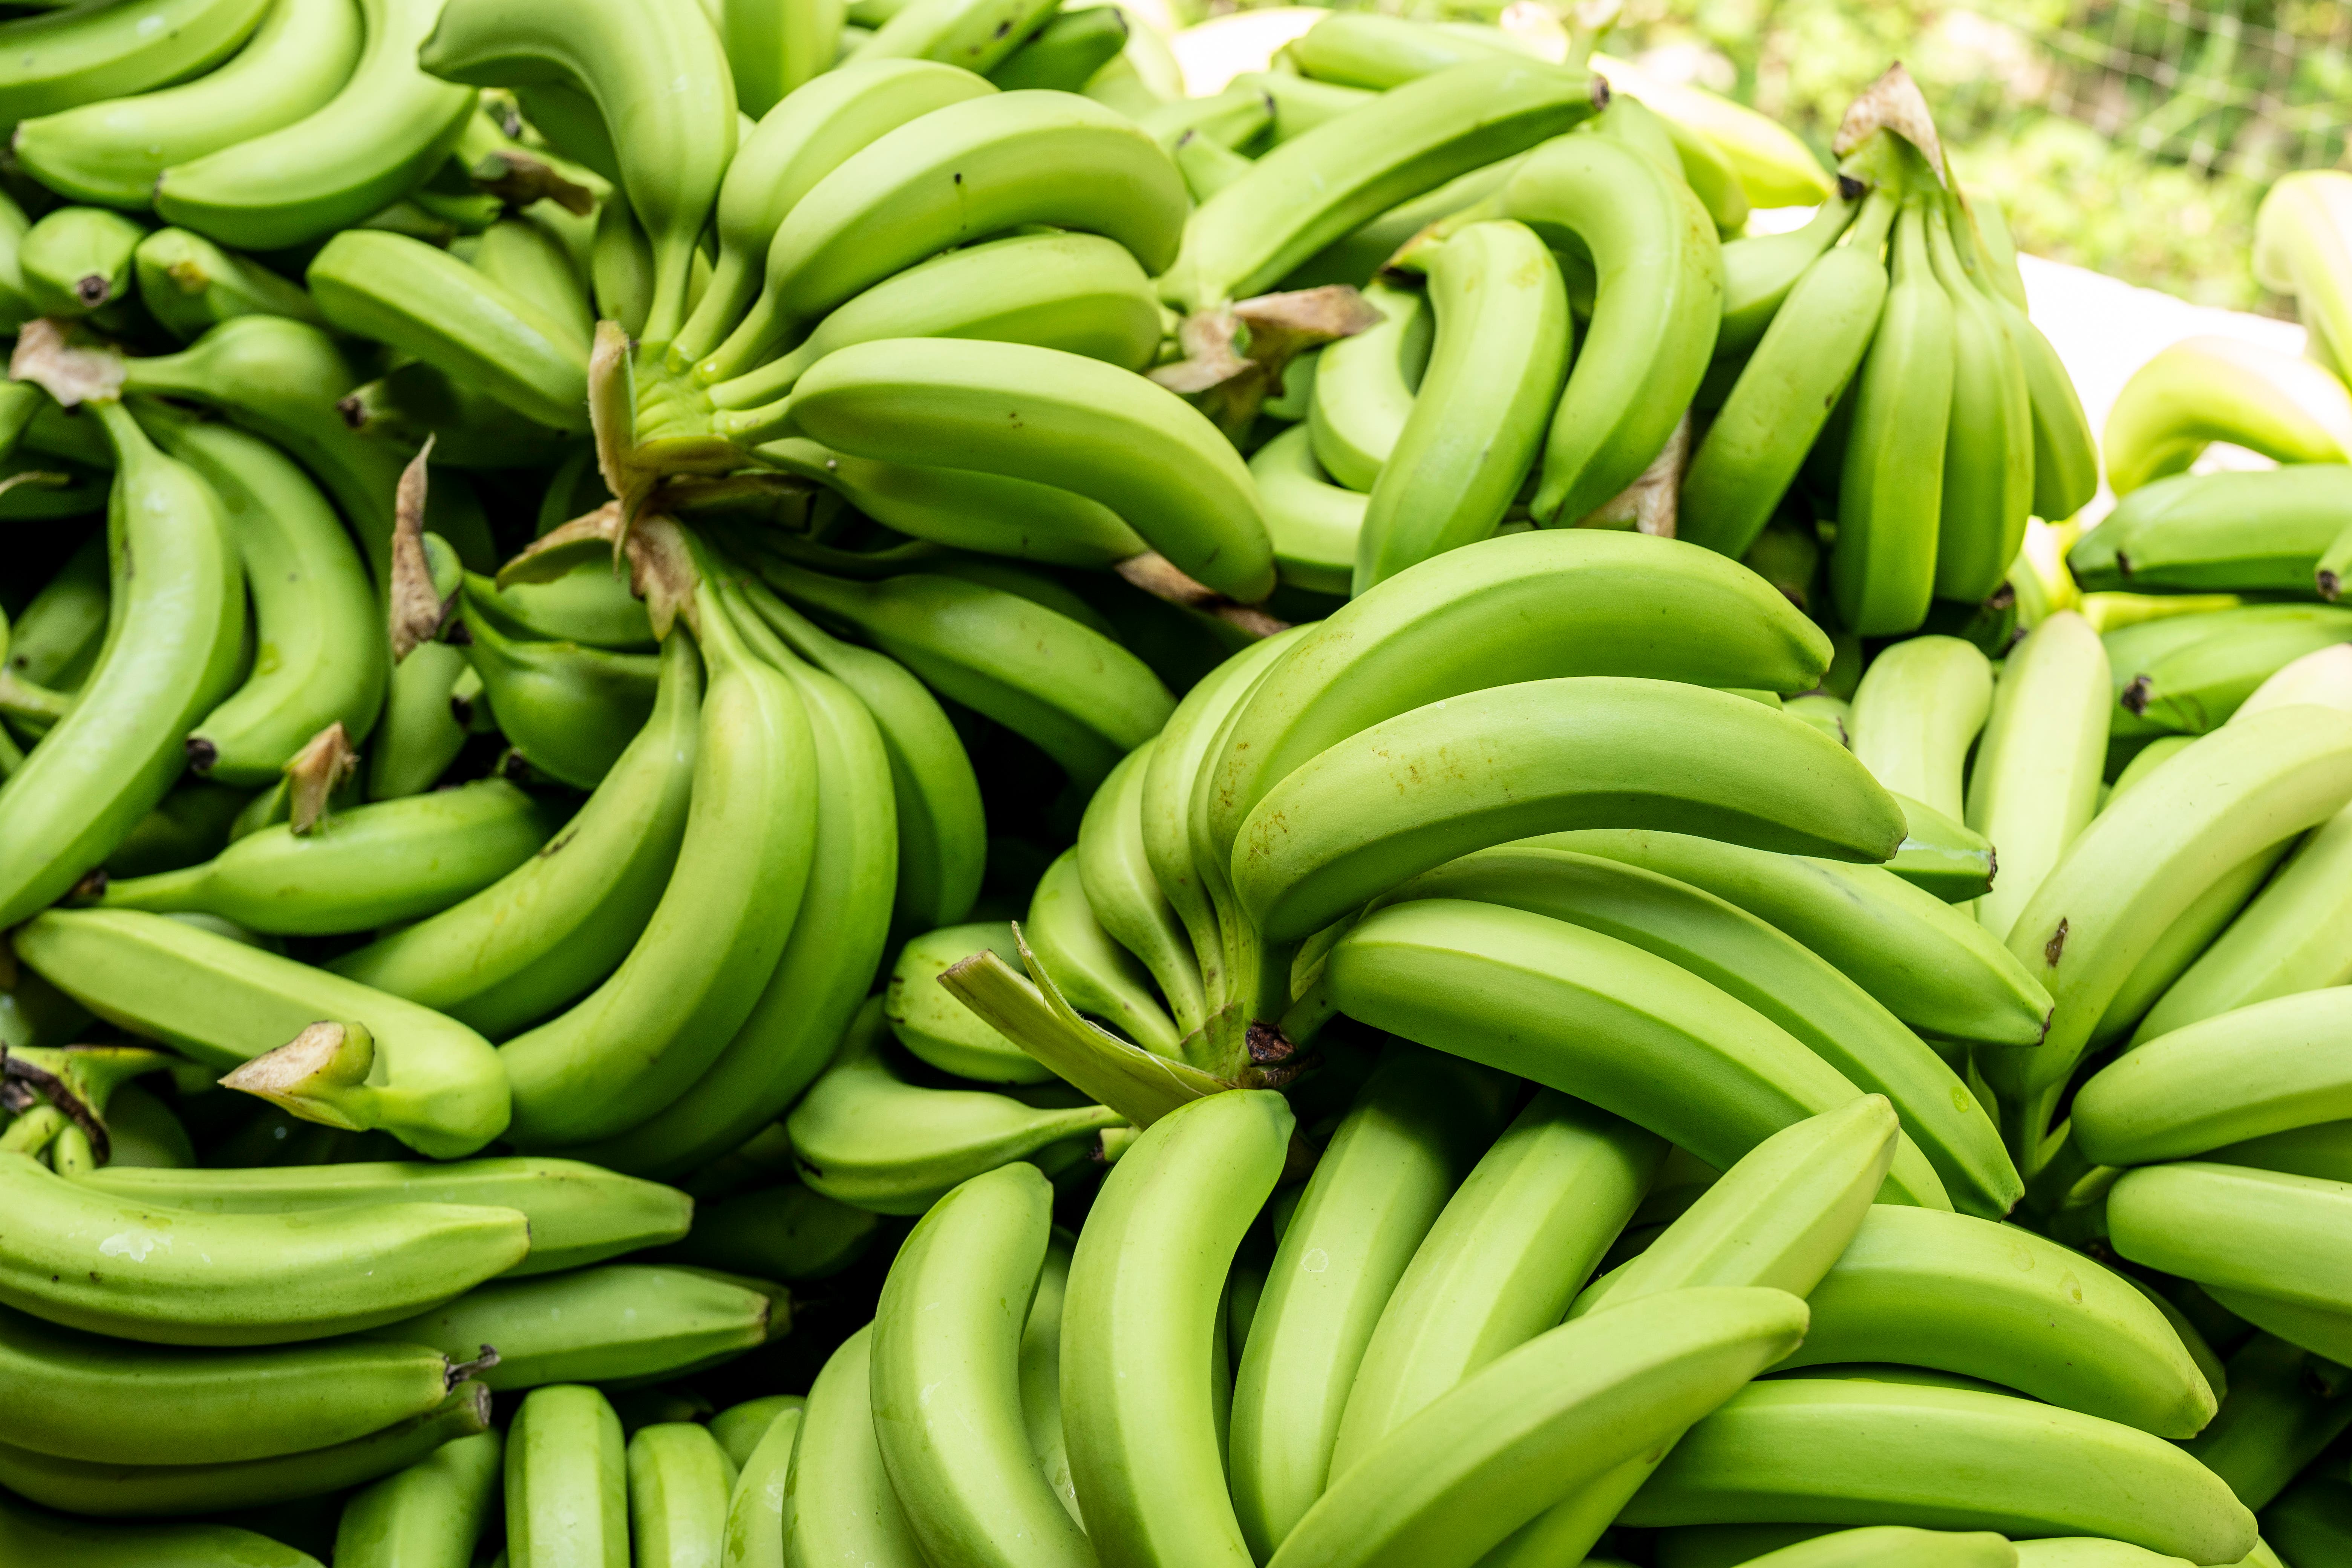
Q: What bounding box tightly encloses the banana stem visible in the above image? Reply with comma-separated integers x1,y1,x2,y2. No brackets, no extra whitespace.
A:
0,1104,66,1156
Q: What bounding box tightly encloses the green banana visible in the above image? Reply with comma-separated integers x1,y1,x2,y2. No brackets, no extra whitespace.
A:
2090,835,2291,1050
1385,845,2019,1217
12,0,361,210
0,399,245,929
1329,1090,1663,1474
135,405,384,785
367,644,470,801
1307,279,1429,491
419,0,735,347
1280,11,1526,89
20,206,146,318
733,575,983,929
1620,1375,2257,1562
1271,1287,1810,1568
0,1300,468,1466
2120,605,2352,733
1078,739,1207,1038
989,5,1129,90
721,1395,802,1567
1328,901,1950,1205
869,1162,1093,1568
309,231,588,431
17,907,511,1158
1233,70,1378,145
784,997,1122,1214
1848,635,1994,822
700,91,1184,382
2103,335,2352,497
367,1263,779,1390
96,780,556,935
77,1156,691,1277
721,0,841,118
2267,1471,2352,1568
0,1383,493,1518
1205,530,1832,874
753,556,1174,790
2107,1161,2352,1314
752,338,1276,603
1159,58,1602,314
2255,171,2352,376
655,1182,879,1284
712,230,1161,416
465,566,652,650
1966,610,2112,939
504,1384,629,1568
1719,191,1859,357
331,636,697,1038
458,600,660,789
1136,81,1272,152
1773,1204,2214,1434
497,554,816,1148
1353,220,1568,591
1830,198,1952,634
1062,1089,1293,1567
1028,851,1185,1057
669,57,994,365
153,0,473,251
1699,1528,2016,1566
2132,802,2352,1040
1680,187,1897,561
1883,792,1996,903
2066,463,2352,593
628,1422,737,1568
2182,1333,2352,1511
0,1149,525,1346
2198,1287,2352,1373
1496,120,1724,527
1231,676,1907,945
752,439,1147,568
0,0,271,123
333,1429,501,1568
1249,421,1363,596
469,214,594,358
1231,1047,1511,1555
2080,989,2352,1165
1979,707,2352,1121
846,0,1057,76
782,1326,926,1568
0,1487,320,1565
9,532,108,689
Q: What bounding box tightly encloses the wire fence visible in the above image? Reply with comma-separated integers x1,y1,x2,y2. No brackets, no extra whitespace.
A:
2040,0,2352,179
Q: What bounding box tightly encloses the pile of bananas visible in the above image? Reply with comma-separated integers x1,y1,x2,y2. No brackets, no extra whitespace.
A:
0,0,2349,1561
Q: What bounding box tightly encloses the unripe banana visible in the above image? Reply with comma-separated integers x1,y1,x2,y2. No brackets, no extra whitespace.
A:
505,1384,629,1568
783,1326,926,1566
1924,196,2033,609
888,922,1047,1084
1847,635,1995,822
2255,170,2352,376
722,0,842,119
459,601,661,789
720,1396,801,1566
629,1422,735,1568
2181,1332,2352,1513
0,1495,321,1568
990,7,1130,91
2084,464,2352,599
1078,739,1208,1038
2266,1470,2352,1568
2107,1161,2352,1315
1307,279,1428,490
1250,422,1364,595
334,1429,502,1568
1966,611,2112,940
75,1156,692,1278
2102,335,2352,497
1718,192,1858,357
1028,851,1185,1058
847,0,1057,75
0,0,270,123
20,206,146,318
465,565,652,651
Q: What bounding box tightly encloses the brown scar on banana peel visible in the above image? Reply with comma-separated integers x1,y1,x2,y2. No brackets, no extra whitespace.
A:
1115,551,1291,638
219,1020,375,1130
8,317,126,407
1834,63,1948,187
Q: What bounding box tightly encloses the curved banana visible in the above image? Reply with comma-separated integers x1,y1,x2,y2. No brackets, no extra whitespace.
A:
1621,1376,2257,1563
1354,220,1568,591
1497,126,1724,527
154,0,473,252
20,206,144,318
782,1326,927,1568
713,230,1161,415
745,338,1276,603
989,7,1131,91
2255,171,2352,376
2107,1161,2352,1314
0,0,270,124
1330,1090,1663,1475
753,439,1146,568
784,998,1122,1214
1231,1047,1511,1556
1387,845,2018,1218
1966,611,2112,940
870,1162,1095,1568
1249,421,1364,596
466,564,651,651
672,59,994,364
504,1385,628,1568
1718,192,1858,357
7,1501,311,1562
1979,706,2352,1120
1160,58,1601,314
2081,990,2352,1166
2071,466,2352,597
1028,849,1184,1058
1078,740,1208,1037
753,555,1174,789
1206,529,1834,870
2122,606,2352,733
1307,279,1429,491
2103,335,2352,497
0,1302,464,1467
721,0,841,120
734,575,983,928
334,1428,501,1568
0,399,245,929
720,1395,802,1567
77,1155,691,1277
469,214,593,358
1679,187,1897,561
846,0,1057,76
12,0,361,210
701,91,1184,381
332,637,696,1037
364,1263,779,1390
1925,198,2034,608
1847,635,1994,822
1061,1089,1293,1568
98,780,556,935
1774,1204,2214,1435
1328,901,1949,1206
459,600,660,788
418,0,735,346
627,1423,736,1568
1232,677,1907,945
308,230,588,432
0,1149,525,1347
